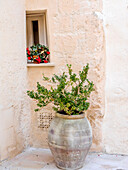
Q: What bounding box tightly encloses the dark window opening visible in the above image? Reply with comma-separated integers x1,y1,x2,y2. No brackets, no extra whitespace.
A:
32,20,39,45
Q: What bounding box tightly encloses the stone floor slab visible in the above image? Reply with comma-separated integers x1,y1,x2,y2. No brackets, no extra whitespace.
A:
0,148,128,170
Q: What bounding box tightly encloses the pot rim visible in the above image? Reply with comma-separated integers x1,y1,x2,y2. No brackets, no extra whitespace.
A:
55,112,85,119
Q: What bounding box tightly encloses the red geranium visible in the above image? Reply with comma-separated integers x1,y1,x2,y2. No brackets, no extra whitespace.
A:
46,51,50,55
28,57,31,60
36,57,41,63
44,60,48,63
27,51,30,55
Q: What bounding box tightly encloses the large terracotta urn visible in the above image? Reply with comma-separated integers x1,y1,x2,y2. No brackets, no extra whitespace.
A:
48,112,92,170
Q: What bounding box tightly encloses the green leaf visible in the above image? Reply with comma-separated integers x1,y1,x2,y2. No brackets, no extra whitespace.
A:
35,109,39,112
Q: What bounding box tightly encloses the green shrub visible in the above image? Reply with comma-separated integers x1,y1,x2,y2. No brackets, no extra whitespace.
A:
27,64,94,115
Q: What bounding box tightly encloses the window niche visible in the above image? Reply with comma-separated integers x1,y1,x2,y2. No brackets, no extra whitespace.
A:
26,10,48,48
26,10,54,66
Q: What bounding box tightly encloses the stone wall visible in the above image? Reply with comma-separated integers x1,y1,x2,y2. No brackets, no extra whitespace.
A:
26,0,105,151
0,0,31,160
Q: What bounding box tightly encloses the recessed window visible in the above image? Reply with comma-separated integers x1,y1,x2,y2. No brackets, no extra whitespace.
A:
26,11,47,48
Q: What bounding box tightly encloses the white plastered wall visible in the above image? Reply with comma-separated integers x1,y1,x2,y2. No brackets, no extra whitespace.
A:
103,0,128,154
0,0,31,160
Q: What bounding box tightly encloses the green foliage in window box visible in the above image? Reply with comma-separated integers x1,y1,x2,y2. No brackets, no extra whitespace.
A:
26,44,50,63
27,64,94,115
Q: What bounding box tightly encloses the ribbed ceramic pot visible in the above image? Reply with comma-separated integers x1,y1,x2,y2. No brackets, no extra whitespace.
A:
48,112,92,170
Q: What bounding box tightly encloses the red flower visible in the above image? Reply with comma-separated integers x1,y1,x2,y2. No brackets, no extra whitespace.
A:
46,51,50,55
28,57,31,60
27,51,30,55
26,48,29,51
36,57,41,63
44,60,48,63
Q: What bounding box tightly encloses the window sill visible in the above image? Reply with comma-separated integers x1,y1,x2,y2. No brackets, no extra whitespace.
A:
27,63,55,67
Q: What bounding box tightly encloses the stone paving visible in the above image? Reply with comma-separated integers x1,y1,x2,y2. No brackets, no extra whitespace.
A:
0,148,128,170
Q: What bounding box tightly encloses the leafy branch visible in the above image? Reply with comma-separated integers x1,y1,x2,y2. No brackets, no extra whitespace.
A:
27,64,94,115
